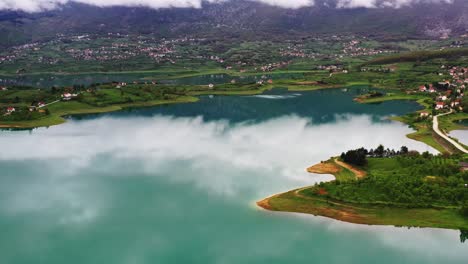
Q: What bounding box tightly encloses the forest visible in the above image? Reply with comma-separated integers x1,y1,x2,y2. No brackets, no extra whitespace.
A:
317,148,468,213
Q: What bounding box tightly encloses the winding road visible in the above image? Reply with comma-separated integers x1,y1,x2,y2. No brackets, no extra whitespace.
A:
433,111,468,154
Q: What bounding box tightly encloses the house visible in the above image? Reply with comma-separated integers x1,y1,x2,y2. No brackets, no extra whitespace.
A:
0,86,7,91
38,102,46,108
439,95,447,101
451,99,461,107
208,83,214,89
435,102,445,110
6,106,15,113
428,87,436,93
62,93,77,101
420,111,430,118
419,85,427,92
267,79,273,84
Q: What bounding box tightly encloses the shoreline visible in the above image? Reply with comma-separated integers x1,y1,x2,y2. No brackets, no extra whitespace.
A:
0,96,199,129
0,84,349,129
257,157,468,230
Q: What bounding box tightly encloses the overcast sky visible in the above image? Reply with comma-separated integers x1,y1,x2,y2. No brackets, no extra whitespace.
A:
0,0,455,13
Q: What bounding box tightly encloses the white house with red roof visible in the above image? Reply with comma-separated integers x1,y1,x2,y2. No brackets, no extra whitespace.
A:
420,111,430,118
61,93,78,101
435,102,445,110
6,106,15,113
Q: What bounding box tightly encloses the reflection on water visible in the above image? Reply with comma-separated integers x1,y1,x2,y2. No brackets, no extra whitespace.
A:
449,130,468,145
69,87,420,124
0,89,465,264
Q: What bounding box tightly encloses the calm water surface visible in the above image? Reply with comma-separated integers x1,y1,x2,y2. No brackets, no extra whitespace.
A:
0,88,466,264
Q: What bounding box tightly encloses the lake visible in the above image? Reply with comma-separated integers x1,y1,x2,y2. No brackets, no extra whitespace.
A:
0,87,466,264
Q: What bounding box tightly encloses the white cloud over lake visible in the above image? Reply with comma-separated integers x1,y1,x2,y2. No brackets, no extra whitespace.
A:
1,114,464,263
0,114,435,197
0,0,455,12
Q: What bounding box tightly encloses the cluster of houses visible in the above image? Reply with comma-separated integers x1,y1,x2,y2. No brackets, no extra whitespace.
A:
0,34,208,66
342,40,395,57
278,36,394,61
315,65,349,74
65,40,178,63
418,66,466,114
28,101,47,112
0,42,40,65
256,61,291,72
256,79,274,85
279,45,318,59
360,67,396,73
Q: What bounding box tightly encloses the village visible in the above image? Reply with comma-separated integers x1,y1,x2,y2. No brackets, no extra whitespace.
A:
417,65,467,118
0,33,400,72
0,34,207,66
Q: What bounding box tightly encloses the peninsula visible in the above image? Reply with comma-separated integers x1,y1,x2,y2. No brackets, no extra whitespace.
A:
258,146,468,231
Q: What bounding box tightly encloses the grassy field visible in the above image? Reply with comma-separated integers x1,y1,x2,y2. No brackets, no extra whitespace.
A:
0,96,199,128
263,189,468,230
259,155,468,230
2,47,468,135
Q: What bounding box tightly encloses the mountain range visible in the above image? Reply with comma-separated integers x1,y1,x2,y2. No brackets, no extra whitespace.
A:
0,0,467,48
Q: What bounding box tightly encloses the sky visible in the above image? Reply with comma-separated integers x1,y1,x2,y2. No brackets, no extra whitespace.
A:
0,0,455,13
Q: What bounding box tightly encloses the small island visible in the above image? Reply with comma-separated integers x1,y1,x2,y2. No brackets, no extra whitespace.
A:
258,146,468,232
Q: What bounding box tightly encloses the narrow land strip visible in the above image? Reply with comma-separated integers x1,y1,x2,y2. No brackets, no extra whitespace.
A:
433,112,468,154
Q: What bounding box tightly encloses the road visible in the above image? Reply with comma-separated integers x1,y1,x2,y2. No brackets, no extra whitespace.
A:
433,111,468,154
39,100,61,108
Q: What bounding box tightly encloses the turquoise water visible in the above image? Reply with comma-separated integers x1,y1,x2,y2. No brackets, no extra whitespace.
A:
0,88,466,264
71,87,410,123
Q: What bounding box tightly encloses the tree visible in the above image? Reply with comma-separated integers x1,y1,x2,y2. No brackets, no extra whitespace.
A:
341,148,367,166
400,146,409,155
460,229,468,243
375,145,385,157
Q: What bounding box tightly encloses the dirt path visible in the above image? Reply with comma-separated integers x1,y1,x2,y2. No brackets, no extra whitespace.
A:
334,158,367,179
